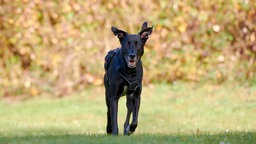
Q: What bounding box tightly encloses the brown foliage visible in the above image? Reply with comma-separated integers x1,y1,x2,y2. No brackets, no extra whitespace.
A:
0,0,256,97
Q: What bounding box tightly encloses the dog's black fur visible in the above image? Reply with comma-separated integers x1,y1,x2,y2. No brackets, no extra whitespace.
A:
104,22,153,135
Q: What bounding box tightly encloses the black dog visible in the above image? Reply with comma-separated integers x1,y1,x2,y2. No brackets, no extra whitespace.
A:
104,22,153,135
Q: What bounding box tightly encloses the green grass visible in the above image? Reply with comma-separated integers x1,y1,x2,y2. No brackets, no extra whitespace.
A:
0,82,256,143
1,132,255,144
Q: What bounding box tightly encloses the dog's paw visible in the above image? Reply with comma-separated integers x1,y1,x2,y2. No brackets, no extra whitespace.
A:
111,132,119,136
124,125,135,136
106,125,112,134
124,125,130,136
130,123,137,132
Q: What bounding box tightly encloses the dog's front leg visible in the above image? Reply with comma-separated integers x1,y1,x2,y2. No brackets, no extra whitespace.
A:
130,94,141,134
109,95,119,135
124,97,132,135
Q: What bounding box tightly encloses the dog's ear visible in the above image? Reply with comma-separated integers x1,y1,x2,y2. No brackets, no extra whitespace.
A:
140,21,148,32
139,22,153,42
111,26,127,40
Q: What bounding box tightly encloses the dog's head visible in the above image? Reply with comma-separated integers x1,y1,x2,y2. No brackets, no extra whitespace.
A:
111,22,153,68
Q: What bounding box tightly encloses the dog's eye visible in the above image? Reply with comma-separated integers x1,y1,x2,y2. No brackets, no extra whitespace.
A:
128,42,131,45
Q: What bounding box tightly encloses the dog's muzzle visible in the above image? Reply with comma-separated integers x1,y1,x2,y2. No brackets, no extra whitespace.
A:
127,55,137,68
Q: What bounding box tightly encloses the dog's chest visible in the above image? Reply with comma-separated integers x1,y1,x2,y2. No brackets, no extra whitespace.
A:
121,85,137,99
118,64,142,98
121,75,139,98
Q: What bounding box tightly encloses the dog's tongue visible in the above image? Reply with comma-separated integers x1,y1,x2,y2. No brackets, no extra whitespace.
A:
128,61,136,67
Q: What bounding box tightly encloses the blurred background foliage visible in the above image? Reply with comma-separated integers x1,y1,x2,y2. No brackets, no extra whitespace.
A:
0,0,256,97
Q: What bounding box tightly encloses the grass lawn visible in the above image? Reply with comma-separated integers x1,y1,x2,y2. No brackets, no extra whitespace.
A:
0,82,255,143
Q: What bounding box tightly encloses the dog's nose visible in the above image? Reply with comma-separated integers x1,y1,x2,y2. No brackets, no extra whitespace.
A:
129,54,136,59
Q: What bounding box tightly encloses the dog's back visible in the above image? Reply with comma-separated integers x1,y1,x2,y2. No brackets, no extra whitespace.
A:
104,48,120,71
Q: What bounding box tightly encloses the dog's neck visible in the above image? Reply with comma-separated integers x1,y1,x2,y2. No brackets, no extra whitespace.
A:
118,55,142,90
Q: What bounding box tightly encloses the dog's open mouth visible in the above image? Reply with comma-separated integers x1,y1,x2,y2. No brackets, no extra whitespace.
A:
128,60,136,68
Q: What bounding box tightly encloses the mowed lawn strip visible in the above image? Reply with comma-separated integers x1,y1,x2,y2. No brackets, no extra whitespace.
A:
0,82,255,143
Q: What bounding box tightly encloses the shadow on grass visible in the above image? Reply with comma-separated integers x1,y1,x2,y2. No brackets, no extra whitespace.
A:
0,130,255,144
